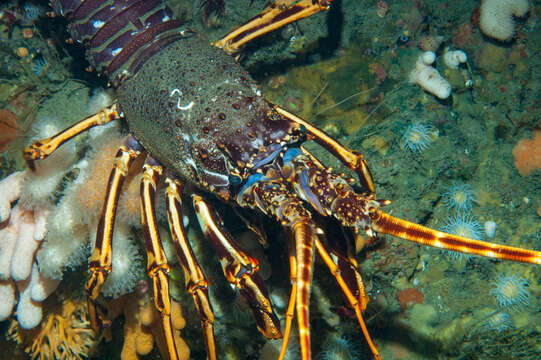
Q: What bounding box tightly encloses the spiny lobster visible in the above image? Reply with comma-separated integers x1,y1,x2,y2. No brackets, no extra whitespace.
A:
21,0,540,359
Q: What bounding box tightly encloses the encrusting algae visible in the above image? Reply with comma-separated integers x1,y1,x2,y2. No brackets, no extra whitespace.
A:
7,297,97,360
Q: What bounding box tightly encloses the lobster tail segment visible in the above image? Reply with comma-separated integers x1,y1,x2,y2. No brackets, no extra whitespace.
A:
51,0,186,86
371,210,541,265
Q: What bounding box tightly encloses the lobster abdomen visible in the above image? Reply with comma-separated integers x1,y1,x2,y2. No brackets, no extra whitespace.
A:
51,0,184,86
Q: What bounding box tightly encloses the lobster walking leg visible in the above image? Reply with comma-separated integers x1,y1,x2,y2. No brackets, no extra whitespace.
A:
140,158,179,360
192,195,282,339
276,105,375,194
164,178,217,360
320,221,370,313
314,238,381,359
213,0,333,55
86,135,142,331
23,104,121,171
278,230,297,360
275,225,318,360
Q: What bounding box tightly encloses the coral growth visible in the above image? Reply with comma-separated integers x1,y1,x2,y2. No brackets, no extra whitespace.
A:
479,0,529,41
484,220,497,238
0,113,147,336
35,121,144,298
408,51,452,99
512,130,541,176
19,116,79,209
443,49,468,69
106,284,190,360
0,171,60,329
72,124,142,225
7,298,97,360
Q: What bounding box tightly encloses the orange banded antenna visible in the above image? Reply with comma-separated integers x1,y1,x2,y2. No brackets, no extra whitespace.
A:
373,211,541,265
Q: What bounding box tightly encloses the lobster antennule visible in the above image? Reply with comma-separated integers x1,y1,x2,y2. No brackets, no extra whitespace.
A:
371,211,541,265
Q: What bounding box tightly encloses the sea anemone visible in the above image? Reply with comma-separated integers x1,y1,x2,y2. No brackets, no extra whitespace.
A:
400,123,438,152
318,334,360,360
32,56,48,77
490,273,530,311
481,312,514,333
100,224,144,298
442,183,477,212
441,211,483,263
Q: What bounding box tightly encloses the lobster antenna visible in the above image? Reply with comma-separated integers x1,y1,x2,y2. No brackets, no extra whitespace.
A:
372,211,541,265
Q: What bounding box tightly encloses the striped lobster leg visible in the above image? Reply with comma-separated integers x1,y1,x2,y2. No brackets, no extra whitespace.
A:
139,157,179,360
213,0,334,56
314,238,380,359
165,178,217,360
23,104,121,170
192,195,282,340
278,229,298,360
86,135,142,331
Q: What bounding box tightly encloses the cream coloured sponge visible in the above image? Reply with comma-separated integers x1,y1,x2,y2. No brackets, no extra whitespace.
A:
443,49,467,69
479,0,530,41
409,51,452,100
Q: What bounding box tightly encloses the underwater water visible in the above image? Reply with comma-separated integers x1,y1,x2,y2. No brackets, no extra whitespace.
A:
0,0,540,359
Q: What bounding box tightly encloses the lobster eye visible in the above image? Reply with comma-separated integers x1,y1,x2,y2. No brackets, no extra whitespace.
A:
229,173,242,185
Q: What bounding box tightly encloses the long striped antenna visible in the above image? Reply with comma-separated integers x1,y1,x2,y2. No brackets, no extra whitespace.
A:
372,211,541,265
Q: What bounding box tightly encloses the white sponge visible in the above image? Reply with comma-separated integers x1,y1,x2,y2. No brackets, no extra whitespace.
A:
443,49,467,69
409,51,452,100
480,0,530,41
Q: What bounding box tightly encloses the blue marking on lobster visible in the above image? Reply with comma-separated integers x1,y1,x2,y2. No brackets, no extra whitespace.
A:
299,169,326,215
236,173,264,202
283,147,302,163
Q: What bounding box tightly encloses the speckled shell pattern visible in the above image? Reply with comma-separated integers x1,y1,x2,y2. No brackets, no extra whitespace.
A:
116,35,300,198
